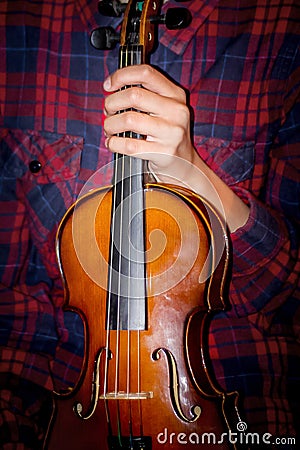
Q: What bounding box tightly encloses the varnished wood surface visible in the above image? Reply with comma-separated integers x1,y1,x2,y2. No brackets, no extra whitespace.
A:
44,184,241,450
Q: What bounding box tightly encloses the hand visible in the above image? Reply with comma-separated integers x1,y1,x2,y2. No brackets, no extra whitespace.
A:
103,64,249,232
103,64,196,183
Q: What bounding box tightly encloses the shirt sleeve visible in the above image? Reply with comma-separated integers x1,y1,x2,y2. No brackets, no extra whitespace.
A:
194,30,300,326
229,100,300,328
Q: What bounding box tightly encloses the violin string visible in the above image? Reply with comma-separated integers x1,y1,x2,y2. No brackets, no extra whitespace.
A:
136,43,143,430
114,151,126,396
114,46,128,400
104,153,119,398
127,46,133,400
127,153,132,399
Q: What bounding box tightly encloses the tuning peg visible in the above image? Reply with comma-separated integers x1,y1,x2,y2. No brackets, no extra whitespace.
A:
152,7,192,30
98,0,126,17
90,26,120,50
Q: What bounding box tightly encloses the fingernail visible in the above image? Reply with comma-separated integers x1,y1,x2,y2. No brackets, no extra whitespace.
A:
103,77,111,91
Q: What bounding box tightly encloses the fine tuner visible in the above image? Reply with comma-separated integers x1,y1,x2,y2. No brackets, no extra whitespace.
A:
91,0,192,50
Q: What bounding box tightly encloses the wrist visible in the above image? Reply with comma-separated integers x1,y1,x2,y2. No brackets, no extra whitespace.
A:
148,150,249,232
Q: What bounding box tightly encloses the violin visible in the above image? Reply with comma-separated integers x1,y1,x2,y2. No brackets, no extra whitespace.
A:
44,1,244,448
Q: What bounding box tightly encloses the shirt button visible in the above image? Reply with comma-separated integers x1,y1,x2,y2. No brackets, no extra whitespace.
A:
29,160,42,173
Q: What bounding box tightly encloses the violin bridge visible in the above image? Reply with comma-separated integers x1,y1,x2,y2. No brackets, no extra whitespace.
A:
99,391,153,400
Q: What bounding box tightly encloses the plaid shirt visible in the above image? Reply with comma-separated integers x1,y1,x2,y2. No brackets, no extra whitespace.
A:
1,0,299,447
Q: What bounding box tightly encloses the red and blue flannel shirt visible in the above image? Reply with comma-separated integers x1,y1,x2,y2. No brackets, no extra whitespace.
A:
0,0,299,447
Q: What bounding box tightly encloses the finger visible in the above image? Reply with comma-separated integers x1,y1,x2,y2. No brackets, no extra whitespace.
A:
106,136,174,166
104,110,187,147
105,137,196,189
103,64,186,102
104,86,188,119
104,110,164,140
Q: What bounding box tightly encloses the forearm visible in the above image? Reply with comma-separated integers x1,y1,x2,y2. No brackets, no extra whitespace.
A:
148,148,250,232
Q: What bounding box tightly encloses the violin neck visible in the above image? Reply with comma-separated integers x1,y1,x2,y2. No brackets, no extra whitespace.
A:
108,42,147,332
113,41,146,183
119,43,144,68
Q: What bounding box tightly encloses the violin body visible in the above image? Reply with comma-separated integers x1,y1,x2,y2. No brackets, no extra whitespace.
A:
45,183,240,450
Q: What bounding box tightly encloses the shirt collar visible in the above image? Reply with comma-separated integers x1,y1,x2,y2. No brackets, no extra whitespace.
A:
160,0,220,55
75,0,103,30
